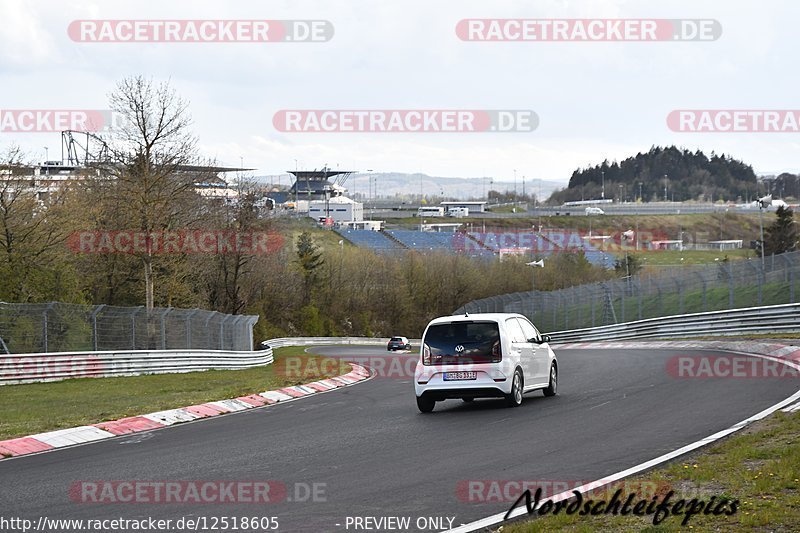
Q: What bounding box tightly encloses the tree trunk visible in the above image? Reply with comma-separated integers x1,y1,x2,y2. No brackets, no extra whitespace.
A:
143,254,154,310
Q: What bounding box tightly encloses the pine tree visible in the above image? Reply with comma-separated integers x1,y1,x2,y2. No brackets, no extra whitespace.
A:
295,231,324,300
764,206,798,256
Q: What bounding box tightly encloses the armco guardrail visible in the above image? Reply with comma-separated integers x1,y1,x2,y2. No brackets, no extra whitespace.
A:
262,337,391,348
0,349,275,385
0,336,408,385
261,337,421,349
548,302,800,343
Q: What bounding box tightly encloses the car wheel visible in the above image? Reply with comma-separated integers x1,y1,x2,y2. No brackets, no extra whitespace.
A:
462,397,474,403
416,396,435,413
543,363,558,397
505,369,523,407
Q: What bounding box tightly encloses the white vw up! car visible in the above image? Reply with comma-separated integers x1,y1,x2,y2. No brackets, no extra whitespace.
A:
414,313,558,413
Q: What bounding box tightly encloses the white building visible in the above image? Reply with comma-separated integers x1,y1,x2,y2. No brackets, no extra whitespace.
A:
308,196,363,223
441,201,487,213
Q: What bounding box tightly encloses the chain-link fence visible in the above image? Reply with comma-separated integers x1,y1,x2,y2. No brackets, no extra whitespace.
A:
0,302,259,354
455,250,800,333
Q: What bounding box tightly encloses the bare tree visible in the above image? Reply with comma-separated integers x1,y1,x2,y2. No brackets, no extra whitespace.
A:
103,76,200,310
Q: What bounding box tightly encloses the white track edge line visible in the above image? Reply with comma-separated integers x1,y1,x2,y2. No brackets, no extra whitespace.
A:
446,348,800,533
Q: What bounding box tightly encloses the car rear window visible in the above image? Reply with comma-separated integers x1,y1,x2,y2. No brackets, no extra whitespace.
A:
390,337,403,342
423,321,500,365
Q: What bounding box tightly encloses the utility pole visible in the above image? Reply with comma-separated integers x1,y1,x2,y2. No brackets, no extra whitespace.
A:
526,259,545,292
601,170,605,200
664,174,668,202
294,159,299,206
758,199,767,269
514,169,517,205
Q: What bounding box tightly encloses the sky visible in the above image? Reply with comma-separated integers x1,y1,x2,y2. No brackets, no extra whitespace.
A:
1,0,799,186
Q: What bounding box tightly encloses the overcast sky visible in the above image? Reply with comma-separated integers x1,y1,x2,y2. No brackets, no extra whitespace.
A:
1,0,799,184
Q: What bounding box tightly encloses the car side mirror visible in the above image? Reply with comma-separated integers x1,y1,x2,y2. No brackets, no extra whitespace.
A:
541,335,551,343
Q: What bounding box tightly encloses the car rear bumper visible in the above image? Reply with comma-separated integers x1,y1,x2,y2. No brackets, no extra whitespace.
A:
417,387,507,401
414,361,514,397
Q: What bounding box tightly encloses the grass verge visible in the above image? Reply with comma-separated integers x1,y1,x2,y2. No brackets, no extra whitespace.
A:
0,346,351,441
499,411,800,532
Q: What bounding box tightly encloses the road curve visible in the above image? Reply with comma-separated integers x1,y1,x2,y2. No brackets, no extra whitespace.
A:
0,346,797,532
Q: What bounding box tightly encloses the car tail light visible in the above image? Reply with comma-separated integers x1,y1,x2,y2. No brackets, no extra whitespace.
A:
491,340,502,362
422,344,431,365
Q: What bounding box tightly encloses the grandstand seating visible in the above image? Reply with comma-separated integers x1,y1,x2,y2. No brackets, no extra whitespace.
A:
386,230,459,252
337,230,405,254
337,228,619,264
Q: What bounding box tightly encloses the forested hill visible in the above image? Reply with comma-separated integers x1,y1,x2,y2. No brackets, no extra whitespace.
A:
548,146,759,204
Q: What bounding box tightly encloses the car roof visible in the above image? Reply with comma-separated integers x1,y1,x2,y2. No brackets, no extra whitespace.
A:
426,313,529,326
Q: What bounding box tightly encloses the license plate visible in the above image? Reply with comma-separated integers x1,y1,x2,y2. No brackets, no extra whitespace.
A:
443,371,477,381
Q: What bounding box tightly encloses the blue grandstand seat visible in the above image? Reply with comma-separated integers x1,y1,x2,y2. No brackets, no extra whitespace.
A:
337,230,405,254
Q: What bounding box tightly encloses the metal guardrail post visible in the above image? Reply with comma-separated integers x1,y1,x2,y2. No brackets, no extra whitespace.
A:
130,306,144,350
247,316,259,351
551,293,557,331
727,262,735,309
673,277,684,315
694,272,707,312
185,309,199,349
636,278,643,321
204,311,218,349
90,304,106,351
745,261,763,307
159,307,172,350
42,302,56,353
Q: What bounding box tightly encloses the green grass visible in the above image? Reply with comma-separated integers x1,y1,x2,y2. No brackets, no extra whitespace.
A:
0,347,350,441
632,249,753,265
500,411,800,532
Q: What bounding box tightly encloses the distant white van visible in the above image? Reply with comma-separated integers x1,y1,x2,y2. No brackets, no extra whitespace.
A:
447,207,469,218
585,207,605,215
417,206,445,217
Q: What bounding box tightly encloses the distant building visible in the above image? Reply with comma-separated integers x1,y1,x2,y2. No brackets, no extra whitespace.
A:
288,167,353,200
308,196,363,223
650,240,684,251
340,220,383,231
709,240,743,250
441,201,487,213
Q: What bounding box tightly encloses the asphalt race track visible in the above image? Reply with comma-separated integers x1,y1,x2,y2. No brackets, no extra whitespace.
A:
1,346,798,532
